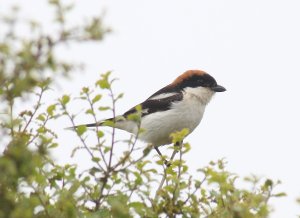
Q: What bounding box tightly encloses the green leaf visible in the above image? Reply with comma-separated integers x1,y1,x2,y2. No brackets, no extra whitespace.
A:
127,113,141,122
264,179,273,189
273,192,286,197
82,87,89,93
129,202,145,215
49,143,58,149
69,181,80,194
96,72,111,89
183,142,191,153
195,180,201,189
37,126,46,133
92,94,102,103
170,128,190,144
104,146,111,153
89,167,101,176
88,209,110,218
97,130,104,138
61,95,70,105
37,114,46,121
85,109,94,115
116,93,124,100
102,120,114,127
133,172,143,185
76,125,87,136
98,80,110,89
155,159,164,166
92,157,101,162
47,104,56,116
143,146,151,156
129,202,144,208
98,106,110,111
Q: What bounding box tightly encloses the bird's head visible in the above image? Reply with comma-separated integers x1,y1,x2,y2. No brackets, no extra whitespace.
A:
169,70,226,105
172,70,226,93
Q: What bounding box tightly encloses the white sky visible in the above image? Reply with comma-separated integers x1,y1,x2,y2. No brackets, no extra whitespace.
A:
4,0,300,217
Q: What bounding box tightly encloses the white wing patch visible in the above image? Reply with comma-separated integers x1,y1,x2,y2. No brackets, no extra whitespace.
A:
148,92,178,100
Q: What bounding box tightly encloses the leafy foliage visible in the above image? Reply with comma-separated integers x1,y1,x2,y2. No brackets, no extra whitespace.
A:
0,1,287,218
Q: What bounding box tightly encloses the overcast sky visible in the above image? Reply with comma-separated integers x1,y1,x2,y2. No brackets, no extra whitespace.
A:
5,0,300,217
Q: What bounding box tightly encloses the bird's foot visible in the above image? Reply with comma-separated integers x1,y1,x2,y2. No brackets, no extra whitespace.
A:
164,160,172,168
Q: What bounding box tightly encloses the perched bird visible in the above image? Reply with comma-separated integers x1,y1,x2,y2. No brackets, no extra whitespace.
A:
72,70,226,158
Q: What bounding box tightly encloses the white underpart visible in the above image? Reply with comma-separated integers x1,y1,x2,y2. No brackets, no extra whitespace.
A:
114,87,215,146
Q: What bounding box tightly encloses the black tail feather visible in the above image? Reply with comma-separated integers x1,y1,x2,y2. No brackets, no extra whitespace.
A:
66,118,114,130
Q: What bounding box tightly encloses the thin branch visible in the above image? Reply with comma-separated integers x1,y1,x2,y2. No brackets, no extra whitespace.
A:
183,175,207,205
108,87,116,169
172,142,183,204
8,93,14,138
85,92,108,168
63,104,105,172
154,144,179,200
111,126,142,171
22,87,45,134
30,185,51,218
95,87,117,209
155,166,167,201
25,114,50,147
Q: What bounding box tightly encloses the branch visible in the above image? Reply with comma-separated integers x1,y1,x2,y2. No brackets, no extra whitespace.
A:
154,142,181,200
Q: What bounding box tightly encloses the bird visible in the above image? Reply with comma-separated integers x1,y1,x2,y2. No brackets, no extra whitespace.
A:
72,70,226,160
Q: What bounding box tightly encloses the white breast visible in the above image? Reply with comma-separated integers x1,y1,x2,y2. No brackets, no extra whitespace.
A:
138,87,214,146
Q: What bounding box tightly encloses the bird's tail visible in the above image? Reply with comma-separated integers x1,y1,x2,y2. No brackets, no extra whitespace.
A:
84,121,105,128
65,116,125,130
65,120,107,130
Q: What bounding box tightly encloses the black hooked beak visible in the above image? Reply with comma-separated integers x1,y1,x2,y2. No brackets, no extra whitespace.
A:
211,84,226,92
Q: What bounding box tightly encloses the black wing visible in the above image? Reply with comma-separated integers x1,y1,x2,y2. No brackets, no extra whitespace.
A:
123,92,183,118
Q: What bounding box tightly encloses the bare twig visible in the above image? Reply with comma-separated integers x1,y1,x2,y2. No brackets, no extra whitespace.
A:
172,142,183,203
154,142,182,200
85,92,108,168
22,87,45,134
108,87,116,169
183,175,207,205
30,185,51,218
111,126,142,171
62,104,105,172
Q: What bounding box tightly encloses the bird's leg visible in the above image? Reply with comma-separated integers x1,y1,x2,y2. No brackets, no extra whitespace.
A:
154,146,163,156
154,141,183,167
171,141,182,159
154,141,183,200
154,146,169,166
166,140,183,167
